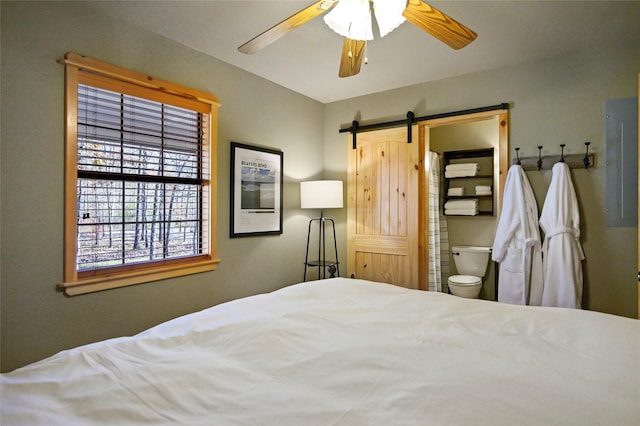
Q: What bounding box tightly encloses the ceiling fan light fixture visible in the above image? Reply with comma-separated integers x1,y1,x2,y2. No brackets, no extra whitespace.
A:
323,0,373,41
239,0,477,78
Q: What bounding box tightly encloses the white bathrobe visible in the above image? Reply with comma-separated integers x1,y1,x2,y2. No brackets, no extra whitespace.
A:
492,164,543,305
539,162,585,308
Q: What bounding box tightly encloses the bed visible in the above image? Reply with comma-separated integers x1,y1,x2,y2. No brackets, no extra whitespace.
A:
2,278,639,425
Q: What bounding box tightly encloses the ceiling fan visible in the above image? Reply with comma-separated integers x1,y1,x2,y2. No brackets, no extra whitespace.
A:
238,0,477,78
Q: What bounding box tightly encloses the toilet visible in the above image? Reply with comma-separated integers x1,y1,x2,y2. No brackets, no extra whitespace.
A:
448,246,491,298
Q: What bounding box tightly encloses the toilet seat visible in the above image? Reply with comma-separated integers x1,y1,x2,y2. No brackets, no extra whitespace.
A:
448,275,481,286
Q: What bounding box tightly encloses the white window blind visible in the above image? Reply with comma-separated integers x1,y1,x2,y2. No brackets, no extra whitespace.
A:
76,84,207,271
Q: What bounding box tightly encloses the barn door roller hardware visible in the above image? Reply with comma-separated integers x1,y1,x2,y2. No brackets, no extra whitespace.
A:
341,103,509,149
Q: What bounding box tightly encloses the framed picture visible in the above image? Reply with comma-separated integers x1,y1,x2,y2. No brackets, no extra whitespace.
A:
230,142,284,238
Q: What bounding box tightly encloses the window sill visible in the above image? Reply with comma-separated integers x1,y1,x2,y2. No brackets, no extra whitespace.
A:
59,258,221,296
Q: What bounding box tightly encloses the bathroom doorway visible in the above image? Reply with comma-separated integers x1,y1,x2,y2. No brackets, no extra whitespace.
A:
418,109,509,300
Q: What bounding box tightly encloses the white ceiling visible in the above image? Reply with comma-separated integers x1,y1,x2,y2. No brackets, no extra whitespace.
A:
86,1,640,104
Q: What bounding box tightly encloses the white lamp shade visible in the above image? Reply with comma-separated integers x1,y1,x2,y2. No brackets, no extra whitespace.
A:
300,180,344,209
323,0,373,41
323,0,406,40
373,0,406,37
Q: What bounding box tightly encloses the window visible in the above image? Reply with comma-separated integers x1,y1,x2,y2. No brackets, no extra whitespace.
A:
59,53,220,295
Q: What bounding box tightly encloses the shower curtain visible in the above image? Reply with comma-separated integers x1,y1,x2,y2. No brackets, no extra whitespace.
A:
428,151,450,292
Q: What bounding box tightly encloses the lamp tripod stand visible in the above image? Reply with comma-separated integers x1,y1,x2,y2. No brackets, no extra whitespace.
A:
303,212,339,281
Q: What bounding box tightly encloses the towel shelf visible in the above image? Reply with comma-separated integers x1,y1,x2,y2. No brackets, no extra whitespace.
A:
446,195,493,199
443,149,495,217
445,174,493,180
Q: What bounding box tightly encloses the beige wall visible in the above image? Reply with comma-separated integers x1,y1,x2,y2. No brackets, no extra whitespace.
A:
0,1,325,372
325,41,639,319
1,1,639,373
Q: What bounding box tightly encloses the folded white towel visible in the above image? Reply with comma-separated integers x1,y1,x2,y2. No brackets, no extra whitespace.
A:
447,187,464,196
445,163,479,171
445,169,479,178
445,208,478,216
475,185,491,192
445,199,479,210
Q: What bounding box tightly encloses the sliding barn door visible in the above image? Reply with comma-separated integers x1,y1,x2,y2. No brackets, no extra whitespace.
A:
347,127,421,289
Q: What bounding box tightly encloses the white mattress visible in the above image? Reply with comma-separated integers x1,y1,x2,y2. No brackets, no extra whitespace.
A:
2,278,639,425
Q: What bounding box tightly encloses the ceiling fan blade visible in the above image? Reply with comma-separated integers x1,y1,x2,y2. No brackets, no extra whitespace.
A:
339,38,366,78
402,0,477,50
238,0,337,54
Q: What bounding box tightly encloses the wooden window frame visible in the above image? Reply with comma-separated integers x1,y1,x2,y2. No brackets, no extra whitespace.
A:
58,53,221,296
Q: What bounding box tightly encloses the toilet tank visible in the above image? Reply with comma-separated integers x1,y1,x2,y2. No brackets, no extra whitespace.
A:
451,246,491,277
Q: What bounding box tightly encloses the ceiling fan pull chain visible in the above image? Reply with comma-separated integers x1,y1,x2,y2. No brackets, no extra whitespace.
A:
347,25,354,58
364,41,368,65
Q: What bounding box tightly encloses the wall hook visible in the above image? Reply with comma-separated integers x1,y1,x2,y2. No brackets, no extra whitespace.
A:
583,142,591,169
559,144,566,162
515,147,521,165
537,146,543,170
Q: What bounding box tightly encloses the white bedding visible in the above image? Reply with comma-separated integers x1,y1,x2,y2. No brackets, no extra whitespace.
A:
2,278,639,425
